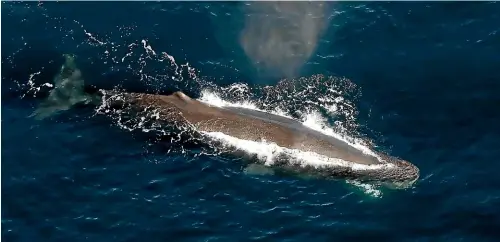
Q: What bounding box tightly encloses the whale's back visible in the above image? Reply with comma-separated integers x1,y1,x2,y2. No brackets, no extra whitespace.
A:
102,91,383,165
221,106,383,165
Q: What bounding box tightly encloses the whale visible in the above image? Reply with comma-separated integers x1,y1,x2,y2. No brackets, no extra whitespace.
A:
32,54,420,186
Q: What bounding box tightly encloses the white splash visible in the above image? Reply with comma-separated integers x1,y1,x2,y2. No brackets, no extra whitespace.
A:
346,180,383,198
300,110,380,159
203,131,392,171
203,131,387,198
198,89,258,110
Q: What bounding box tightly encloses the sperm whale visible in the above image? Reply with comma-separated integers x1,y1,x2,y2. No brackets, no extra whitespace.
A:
33,54,420,185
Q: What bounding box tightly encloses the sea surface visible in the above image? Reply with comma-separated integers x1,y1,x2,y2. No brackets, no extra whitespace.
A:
2,1,500,241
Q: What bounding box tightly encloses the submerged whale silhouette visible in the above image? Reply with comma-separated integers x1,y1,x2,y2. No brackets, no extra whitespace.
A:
33,54,419,185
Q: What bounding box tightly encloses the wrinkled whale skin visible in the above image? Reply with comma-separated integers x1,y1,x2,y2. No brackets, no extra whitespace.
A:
99,90,420,184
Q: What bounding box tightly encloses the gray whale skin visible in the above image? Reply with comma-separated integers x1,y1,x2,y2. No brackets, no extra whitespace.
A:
34,54,420,186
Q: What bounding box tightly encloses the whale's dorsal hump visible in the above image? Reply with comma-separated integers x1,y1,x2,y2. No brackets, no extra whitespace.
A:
172,91,192,102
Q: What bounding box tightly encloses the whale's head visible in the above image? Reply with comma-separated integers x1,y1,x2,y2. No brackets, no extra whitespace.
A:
368,152,420,188
381,157,420,189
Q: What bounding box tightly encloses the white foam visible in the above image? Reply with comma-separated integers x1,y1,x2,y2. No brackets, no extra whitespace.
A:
203,130,385,197
346,180,383,198
198,89,260,111
300,110,380,158
202,131,393,171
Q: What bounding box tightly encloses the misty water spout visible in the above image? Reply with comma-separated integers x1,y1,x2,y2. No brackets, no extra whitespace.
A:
239,2,330,78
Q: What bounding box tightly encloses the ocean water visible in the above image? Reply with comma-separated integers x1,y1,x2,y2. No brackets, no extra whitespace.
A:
2,1,500,241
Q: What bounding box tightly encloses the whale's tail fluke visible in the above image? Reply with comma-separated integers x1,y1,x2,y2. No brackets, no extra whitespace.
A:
31,54,100,120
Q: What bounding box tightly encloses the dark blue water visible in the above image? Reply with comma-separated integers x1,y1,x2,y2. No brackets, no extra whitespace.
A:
2,2,500,241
